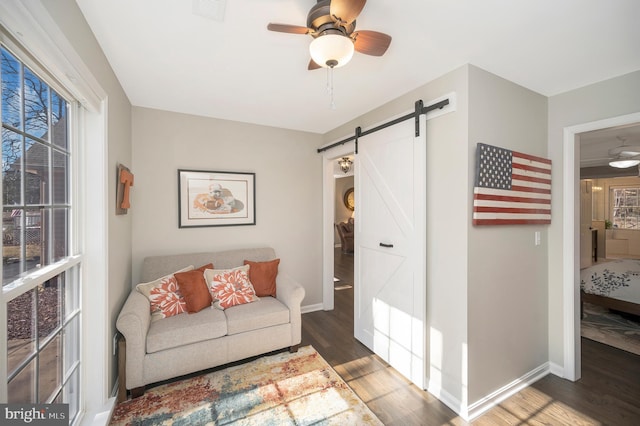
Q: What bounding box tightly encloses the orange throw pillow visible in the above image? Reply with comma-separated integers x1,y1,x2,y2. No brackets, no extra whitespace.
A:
175,263,213,313
244,259,280,297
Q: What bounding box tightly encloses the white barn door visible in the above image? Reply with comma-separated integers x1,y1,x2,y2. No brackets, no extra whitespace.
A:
354,115,426,388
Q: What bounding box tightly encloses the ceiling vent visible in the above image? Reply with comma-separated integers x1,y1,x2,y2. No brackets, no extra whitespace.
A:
192,0,226,22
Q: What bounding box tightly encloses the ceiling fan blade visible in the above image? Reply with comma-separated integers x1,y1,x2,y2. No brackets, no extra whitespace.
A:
353,30,392,56
308,59,321,70
330,0,367,24
267,23,311,35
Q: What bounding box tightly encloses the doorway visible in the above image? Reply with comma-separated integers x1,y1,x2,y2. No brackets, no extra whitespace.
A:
321,143,356,311
563,111,640,381
334,173,355,293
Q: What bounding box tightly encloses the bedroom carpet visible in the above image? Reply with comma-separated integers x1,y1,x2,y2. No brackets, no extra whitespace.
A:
110,345,382,425
582,302,640,356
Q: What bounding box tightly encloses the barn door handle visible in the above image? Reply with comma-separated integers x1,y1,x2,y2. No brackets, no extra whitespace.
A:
379,242,394,248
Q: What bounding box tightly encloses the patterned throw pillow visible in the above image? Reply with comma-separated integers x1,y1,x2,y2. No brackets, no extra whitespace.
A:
136,265,194,321
204,264,259,310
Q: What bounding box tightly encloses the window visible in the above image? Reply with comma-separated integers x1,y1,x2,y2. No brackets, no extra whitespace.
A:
2,44,80,421
611,187,640,229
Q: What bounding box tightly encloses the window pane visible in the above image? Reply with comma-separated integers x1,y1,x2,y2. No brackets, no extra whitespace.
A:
7,289,36,375
23,67,48,139
626,189,638,207
64,368,79,423
51,91,67,149
1,47,22,130
65,266,80,317
2,127,22,205
8,358,36,403
38,334,62,403
63,315,79,373
25,137,49,205
52,150,68,204
3,208,21,285
26,207,45,270
52,208,68,262
38,278,62,343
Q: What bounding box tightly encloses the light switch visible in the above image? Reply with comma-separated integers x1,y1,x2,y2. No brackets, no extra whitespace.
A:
535,231,541,246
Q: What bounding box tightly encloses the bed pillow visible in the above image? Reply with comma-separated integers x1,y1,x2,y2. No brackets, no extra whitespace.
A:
244,258,280,297
136,265,194,321
205,264,259,310
175,263,214,313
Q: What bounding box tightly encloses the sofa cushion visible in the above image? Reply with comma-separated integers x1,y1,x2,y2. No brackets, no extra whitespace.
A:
136,265,194,322
146,307,227,353
205,265,259,310
244,258,279,297
224,296,290,336
175,263,214,313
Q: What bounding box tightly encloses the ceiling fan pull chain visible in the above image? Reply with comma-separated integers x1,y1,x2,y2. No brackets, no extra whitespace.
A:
328,67,336,110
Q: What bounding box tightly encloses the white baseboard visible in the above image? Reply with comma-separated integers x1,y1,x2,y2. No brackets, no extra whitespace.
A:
424,380,464,419
424,362,551,421
464,362,551,421
549,361,564,378
301,303,324,314
79,397,116,426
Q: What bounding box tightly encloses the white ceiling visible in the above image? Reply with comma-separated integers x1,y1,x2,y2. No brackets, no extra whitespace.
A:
75,0,640,135
580,123,640,168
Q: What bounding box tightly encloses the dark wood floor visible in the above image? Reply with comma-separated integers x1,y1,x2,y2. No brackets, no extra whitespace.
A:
300,249,640,425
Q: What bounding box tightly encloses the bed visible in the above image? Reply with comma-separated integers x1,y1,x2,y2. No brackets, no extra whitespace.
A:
580,259,640,317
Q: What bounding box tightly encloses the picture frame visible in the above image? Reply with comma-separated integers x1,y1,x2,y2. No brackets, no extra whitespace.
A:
178,169,255,228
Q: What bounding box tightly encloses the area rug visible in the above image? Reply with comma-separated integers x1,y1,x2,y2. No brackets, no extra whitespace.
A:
581,302,640,356
110,345,382,425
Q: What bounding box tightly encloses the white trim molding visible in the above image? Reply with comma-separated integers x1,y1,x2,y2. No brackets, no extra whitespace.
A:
0,2,112,423
0,0,105,111
561,111,640,381
464,363,550,421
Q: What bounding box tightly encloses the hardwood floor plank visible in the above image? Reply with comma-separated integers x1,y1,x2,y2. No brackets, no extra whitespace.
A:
300,248,640,425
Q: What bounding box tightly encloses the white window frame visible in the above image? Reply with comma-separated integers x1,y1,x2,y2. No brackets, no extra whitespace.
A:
1,21,83,414
0,1,110,424
609,185,640,230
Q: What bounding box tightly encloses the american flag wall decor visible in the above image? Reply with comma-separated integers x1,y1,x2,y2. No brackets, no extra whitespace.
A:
473,143,552,225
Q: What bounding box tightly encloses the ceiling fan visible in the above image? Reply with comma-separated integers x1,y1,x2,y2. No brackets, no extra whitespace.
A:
606,136,640,168
267,0,392,70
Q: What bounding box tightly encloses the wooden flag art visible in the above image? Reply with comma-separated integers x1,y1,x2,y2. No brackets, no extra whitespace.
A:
473,143,551,225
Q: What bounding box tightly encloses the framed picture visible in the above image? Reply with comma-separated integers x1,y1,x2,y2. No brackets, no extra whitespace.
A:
178,169,255,228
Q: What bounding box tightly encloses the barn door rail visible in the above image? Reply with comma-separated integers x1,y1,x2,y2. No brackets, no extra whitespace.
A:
316,98,450,154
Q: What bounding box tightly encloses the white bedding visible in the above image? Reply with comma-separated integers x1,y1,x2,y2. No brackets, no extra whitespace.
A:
580,259,640,305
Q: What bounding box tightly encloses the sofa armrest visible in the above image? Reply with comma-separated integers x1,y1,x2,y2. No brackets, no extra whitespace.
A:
116,290,151,389
275,272,306,345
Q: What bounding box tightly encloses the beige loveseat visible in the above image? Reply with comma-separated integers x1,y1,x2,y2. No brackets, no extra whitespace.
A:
116,247,305,397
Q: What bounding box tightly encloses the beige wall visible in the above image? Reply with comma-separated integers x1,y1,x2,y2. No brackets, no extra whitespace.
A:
131,107,324,306
467,65,548,403
548,70,640,368
41,0,133,393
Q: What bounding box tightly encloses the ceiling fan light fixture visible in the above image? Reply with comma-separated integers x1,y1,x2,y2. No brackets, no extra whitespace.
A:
609,158,640,168
309,34,354,68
